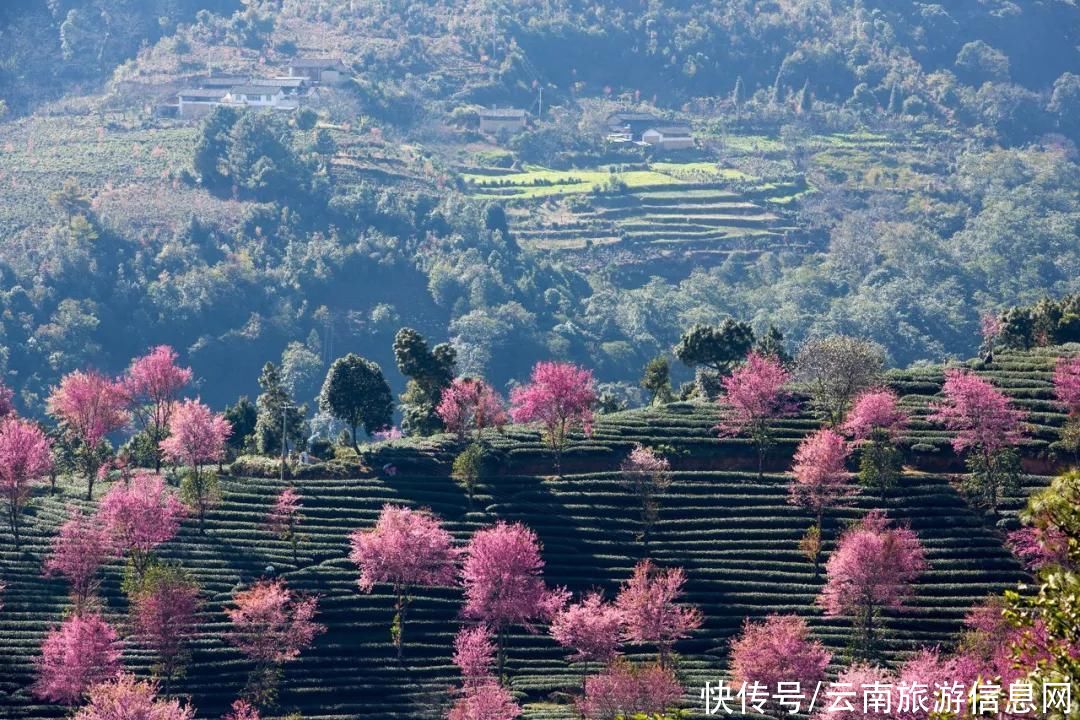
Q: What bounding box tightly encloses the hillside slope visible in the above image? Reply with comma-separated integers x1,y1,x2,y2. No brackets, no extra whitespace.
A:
0,348,1071,719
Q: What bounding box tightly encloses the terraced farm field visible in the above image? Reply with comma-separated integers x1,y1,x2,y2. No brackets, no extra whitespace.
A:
0,347,1071,719
465,163,807,261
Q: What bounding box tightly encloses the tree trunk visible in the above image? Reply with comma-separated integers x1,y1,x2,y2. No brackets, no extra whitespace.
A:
195,466,206,534
757,442,765,480
861,602,876,660
497,628,506,683
85,452,96,501
9,505,20,551
395,592,406,661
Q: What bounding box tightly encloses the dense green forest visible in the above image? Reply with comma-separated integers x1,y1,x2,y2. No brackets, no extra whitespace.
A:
0,0,1077,416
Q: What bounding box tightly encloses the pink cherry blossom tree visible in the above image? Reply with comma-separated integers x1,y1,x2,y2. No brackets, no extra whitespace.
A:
1054,356,1080,412
438,377,508,441
0,416,52,548
454,624,498,687
980,312,1003,353
894,648,960,720
729,614,830,713
226,578,325,705
33,612,122,704
509,361,596,475
223,699,260,720
47,369,128,500
44,507,113,611
462,521,569,679
266,487,303,566
953,598,1059,692
716,351,794,479
928,369,1025,512
843,389,907,441
129,563,202,692
448,624,522,720
447,680,522,720
550,591,623,691
615,559,702,669
74,673,194,720
578,660,683,720
159,398,231,531
122,346,193,472
788,429,853,549
97,471,185,579
1053,356,1080,459
843,389,907,495
1007,523,1071,571
349,504,459,659
620,444,672,547
818,510,928,660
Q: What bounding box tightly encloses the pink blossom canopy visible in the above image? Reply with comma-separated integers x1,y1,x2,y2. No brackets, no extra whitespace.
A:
453,625,498,687
0,415,53,507
788,429,852,517
438,377,508,438
577,661,683,720
47,370,128,448
267,487,302,536
97,472,186,557
226,578,325,664
927,369,1024,453
812,663,895,720
123,345,193,433
550,591,623,664
729,614,830,696
818,510,928,617
73,673,194,720
159,398,232,468
1053,355,1080,412
43,507,113,605
33,612,122,704
349,504,459,593
447,680,522,720
843,388,908,441
621,444,670,476
461,521,568,632
615,559,702,654
716,351,793,436
509,361,596,443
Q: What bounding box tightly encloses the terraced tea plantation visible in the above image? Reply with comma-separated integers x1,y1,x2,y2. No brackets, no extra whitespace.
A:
459,162,804,262
0,347,1071,719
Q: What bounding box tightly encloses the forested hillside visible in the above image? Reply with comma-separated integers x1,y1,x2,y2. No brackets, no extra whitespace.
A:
0,0,1078,411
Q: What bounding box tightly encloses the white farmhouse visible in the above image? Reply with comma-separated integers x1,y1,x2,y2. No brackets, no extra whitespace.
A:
478,108,528,134
177,88,229,118
641,125,694,150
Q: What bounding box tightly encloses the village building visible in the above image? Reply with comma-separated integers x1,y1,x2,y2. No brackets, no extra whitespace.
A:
176,88,229,118
223,84,286,107
478,107,528,134
641,125,694,150
256,77,310,96
605,111,661,138
196,75,250,89
285,58,349,84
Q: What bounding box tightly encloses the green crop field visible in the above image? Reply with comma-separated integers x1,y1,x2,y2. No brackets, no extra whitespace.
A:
0,347,1071,720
